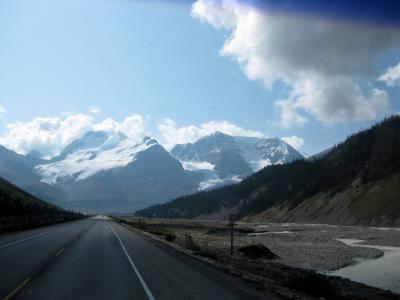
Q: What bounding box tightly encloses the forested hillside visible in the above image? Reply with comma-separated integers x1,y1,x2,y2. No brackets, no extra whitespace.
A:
136,116,400,226
0,177,83,233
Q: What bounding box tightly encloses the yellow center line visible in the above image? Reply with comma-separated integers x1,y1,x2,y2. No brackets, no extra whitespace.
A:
4,277,31,300
55,248,66,257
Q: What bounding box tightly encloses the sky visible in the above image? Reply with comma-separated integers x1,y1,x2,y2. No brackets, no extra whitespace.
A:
0,0,399,157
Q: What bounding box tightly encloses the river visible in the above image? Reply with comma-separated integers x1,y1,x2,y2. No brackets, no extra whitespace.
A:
328,238,400,294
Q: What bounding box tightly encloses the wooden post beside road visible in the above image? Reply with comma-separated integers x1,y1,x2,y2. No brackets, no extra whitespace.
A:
228,214,236,255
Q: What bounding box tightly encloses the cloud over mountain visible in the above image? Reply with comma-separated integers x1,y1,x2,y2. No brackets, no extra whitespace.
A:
380,61,400,87
192,0,400,128
157,118,264,149
0,113,147,157
281,135,305,150
0,111,268,157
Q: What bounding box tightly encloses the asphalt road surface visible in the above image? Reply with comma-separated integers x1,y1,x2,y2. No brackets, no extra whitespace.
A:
0,217,276,300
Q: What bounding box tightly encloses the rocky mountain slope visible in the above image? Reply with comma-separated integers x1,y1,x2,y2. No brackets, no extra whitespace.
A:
0,145,65,205
136,116,400,226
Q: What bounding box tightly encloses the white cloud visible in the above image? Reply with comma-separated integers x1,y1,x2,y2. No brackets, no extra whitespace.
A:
94,115,147,141
157,118,264,149
287,78,389,125
0,104,5,114
281,135,305,150
274,100,307,129
0,113,147,157
0,110,266,156
379,61,400,86
192,0,399,128
87,106,101,115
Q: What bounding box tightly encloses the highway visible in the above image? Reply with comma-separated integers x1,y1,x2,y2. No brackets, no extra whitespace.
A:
0,217,275,300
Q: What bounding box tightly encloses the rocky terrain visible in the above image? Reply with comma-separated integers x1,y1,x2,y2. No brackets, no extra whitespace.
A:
117,217,400,299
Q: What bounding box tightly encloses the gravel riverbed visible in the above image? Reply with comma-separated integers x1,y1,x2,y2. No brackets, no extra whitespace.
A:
241,223,400,271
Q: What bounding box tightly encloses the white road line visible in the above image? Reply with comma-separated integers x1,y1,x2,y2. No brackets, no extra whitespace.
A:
0,229,54,250
109,224,156,300
4,277,31,300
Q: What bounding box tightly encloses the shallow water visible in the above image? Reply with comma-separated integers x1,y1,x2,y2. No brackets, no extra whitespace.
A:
249,231,293,236
329,238,400,294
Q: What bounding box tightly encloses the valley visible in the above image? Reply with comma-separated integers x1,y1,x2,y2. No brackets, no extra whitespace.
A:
137,117,400,227
1,116,400,299
2,1,400,298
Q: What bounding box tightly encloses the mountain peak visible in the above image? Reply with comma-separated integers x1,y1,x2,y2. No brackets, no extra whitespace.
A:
82,130,108,138
55,130,129,161
171,132,304,191
211,131,229,136
142,136,158,146
27,149,43,159
204,131,231,139
82,130,129,144
37,132,166,185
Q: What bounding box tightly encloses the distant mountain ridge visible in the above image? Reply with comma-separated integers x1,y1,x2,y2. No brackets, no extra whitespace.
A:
172,132,304,190
136,116,400,226
0,130,303,213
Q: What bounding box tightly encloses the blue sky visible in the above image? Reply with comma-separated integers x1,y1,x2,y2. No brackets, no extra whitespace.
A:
0,0,399,156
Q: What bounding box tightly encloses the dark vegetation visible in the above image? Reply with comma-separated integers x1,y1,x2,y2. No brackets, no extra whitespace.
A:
207,227,255,235
117,218,177,243
0,177,83,233
237,244,280,260
136,116,400,220
184,233,200,251
116,217,220,259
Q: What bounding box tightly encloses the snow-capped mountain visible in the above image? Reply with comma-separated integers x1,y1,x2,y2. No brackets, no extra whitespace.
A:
0,131,201,213
34,131,201,212
171,132,304,189
0,130,304,213
37,132,158,184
